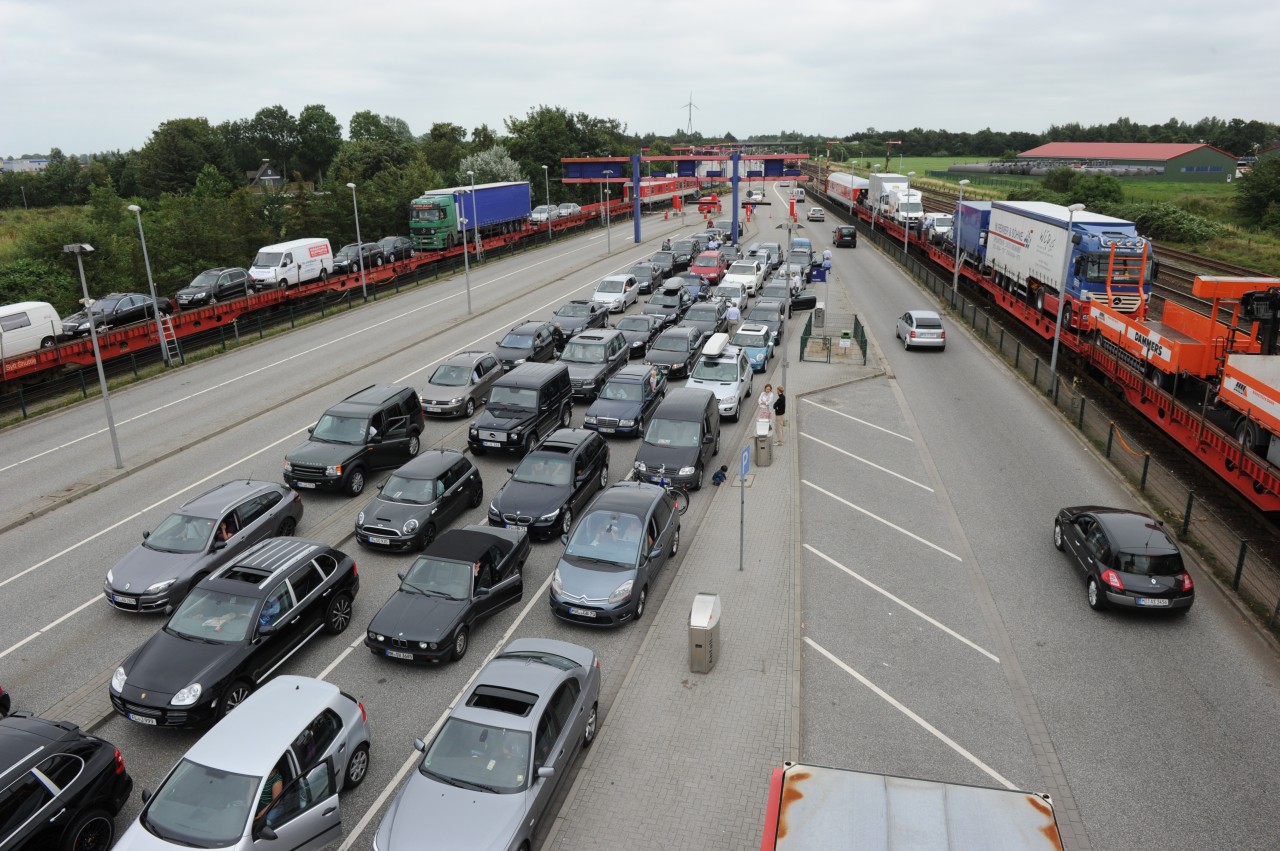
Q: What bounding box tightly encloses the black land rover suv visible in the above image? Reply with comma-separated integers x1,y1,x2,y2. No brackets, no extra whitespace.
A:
284,384,425,496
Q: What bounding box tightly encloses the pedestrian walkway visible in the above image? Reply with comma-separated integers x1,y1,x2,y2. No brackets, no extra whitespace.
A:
545,269,880,850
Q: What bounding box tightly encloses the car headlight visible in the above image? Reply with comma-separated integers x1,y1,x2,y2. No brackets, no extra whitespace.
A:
620,419,636,427
145,579,175,594
584,415,597,424
106,569,114,584
679,466,696,476
608,579,634,605
357,511,365,525
488,501,500,517
514,358,527,365
368,630,378,641
634,461,647,472
539,509,561,521
419,642,429,649
325,465,342,477
111,667,127,693
282,460,292,474
643,360,652,366
550,569,563,596
631,341,644,348
171,683,202,706
511,428,522,438
450,397,463,406
470,427,479,435
403,519,419,535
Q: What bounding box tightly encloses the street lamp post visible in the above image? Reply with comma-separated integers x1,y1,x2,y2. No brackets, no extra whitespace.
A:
775,221,803,397
603,170,614,255
126,204,169,366
457,190,474,315
467,170,483,262
1049,203,1086,388
903,172,916,256
345,183,368,301
64,244,123,469
951,179,970,308
541,165,551,244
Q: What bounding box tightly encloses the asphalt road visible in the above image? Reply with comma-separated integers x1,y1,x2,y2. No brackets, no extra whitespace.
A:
0,210,769,850
798,199,1280,851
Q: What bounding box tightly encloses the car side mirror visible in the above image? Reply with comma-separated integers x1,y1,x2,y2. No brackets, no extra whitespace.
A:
307,426,314,435
368,434,382,444
648,546,663,561
537,766,555,780
703,434,714,444
141,788,152,803
377,483,384,491
475,586,490,597
397,571,406,580
258,623,277,636
413,737,426,752
560,534,569,546
257,826,278,842
212,540,227,552
506,467,516,474
142,530,150,540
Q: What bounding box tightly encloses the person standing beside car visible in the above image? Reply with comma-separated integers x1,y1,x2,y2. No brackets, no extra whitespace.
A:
772,386,787,445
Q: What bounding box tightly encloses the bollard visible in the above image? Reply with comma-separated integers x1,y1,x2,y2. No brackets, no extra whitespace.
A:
289,306,295,329
219,326,226,351
1015,341,1021,369
1033,357,1040,385
1232,540,1248,590
130,354,139,378
18,386,27,419
257,317,265,340
1076,396,1086,429
79,369,88,399
999,328,1005,352
1140,454,1151,491
1181,491,1195,536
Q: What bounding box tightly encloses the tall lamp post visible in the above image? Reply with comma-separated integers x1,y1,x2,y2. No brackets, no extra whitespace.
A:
1049,203,1086,388
775,221,803,397
345,183,367,301
602,170,614,254
903,171,916,256
467,170,483,263
951,180,970,308
64,243,123,469
541,165,551,244
126,204,169,367
457,189,474,315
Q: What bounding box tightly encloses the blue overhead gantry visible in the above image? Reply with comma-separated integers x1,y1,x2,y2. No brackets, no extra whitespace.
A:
561,150,809,246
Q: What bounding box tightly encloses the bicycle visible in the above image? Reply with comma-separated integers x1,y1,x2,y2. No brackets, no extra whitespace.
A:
652,464,690,516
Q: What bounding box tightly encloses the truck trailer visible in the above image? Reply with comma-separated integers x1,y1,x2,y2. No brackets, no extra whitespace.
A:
409,181,531,251
954,200,992,267
867,172,908,221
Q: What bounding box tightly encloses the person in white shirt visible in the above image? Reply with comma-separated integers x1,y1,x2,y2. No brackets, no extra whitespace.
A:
822,248,832,263
726,303,741,327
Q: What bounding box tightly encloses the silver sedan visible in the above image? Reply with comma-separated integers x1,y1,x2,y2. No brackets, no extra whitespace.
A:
895,309,947,350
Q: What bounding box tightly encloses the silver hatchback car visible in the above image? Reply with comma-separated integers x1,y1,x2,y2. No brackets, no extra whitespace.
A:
374,638,601,851
895,309,947,351
114,675,371,851
422,350,503,417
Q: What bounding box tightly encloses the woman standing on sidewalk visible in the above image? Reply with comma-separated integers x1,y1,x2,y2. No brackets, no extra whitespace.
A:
772,386,787,445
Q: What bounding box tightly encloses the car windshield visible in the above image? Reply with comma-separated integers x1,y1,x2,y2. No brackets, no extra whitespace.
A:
711,286,742,300
732,330,768,348
648,294,679,308
761,286,788,299
652,252,674,263
189,271,220,288
630,267,653,280
141,758,258,848
311,413,368,444
420,718,532,794
513,455,572,486
686,307,717,322
901,202,924,214
692,359,739,382
932,216,953,228
500,332,534,348
403,557,472,600
413,205,446,222
596,280,625,294
487,386,536,409
145,513,215,554
533,205,553,214
557,303,590,317
379,474,438,505
565,510,644,566
167,588,257,643
748,307,779,322
672,241,695,253
617,317,652,332
644,417,701,448
561,342,604,364
1115,551,1184,576
253,251,283,267
728,263,756,276
429,364,470,387
336,245,359,259
600,381,642,401
651,335,688,353
788,251,809,264
691,257,717,269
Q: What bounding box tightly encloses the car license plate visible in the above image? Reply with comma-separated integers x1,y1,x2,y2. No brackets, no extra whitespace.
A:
112,594,137,606
483,441,501,448
128,713,157,726
1136,597,1170,607
295,481,316,489
386,649,414,660
427,406,442,412
368,536,390,546
600,427,616,433
568,607,597,618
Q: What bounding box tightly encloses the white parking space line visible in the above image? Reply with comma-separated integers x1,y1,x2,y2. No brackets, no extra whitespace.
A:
802,398,914,442
804,545,997,662
805,637,1015,790
332,569,557,850
801,433,933,492
802,480,962,562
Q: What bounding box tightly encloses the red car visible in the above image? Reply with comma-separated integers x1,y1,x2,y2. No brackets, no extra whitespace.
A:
689,250,729,285
696,194,721,214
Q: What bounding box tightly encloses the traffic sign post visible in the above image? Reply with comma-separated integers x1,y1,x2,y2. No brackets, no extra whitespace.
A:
739,445,750,572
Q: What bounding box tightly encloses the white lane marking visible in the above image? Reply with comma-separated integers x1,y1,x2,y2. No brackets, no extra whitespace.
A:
801,433,933,492
804,545,998,662
802,398,914,442
332,568,557,850
802,480,962,562
0,632,40,661
0,240,605,475
41,595,101,632
805,636,1016,789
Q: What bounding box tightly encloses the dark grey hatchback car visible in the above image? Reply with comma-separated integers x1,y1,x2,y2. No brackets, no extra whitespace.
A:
354,450,483,551
1054,506,1194,613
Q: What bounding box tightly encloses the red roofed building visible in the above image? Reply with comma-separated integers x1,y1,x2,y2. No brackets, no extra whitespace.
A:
1018,142,1238,182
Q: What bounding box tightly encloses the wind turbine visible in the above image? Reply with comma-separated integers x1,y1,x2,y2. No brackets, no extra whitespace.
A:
681,92,699,134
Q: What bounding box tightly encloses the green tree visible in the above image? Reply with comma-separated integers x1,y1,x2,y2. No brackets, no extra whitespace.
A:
1235,157,1280,227
295,104,343,184
421,122,468,175
251,106,299,177
0,258,80,314
1043,166,1079,193
456,146,523,184
1071,174,1124,208
135,118,235,199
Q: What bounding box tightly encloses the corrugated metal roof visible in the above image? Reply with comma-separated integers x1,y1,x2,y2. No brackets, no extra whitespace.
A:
1019,142,1232,161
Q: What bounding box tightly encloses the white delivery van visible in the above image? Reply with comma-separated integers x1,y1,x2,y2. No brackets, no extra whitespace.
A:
0,301,62,361
248,238,333,290
789,187,806,203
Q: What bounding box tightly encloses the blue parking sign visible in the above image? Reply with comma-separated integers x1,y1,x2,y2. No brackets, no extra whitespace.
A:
740,445,751,478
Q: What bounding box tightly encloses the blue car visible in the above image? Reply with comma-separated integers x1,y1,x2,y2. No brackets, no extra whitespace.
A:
583,364,667,437
670,272,711,302
731,322,775,372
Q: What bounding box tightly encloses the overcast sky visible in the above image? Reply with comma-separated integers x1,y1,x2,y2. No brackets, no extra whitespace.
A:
2,0,1277,157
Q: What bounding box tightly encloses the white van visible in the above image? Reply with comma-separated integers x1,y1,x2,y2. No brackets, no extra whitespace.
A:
789,187,806,203
249,238,333,290
0,301,62,361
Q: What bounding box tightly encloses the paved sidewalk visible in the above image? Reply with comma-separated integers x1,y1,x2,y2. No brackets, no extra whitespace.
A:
545,273,878,850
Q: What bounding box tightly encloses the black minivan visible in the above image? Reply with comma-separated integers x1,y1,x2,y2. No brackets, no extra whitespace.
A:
632,387,720,490
468,362,573,456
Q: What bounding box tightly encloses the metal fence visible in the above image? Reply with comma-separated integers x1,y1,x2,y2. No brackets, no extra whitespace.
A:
864,226,1280,631
800,309,865,365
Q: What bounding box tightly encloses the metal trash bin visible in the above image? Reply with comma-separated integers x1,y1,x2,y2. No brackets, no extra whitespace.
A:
815,302,825,328
754,414,773,467
688,592,721,673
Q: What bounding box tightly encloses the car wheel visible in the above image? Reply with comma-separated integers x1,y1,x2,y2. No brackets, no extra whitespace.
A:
1087,578,1107,611
560,403,572,427
600,463,609,489
713,431,720,456
634,586,648,620
582,702,598,747
670,525,680,556
524,434,536,455
345,467,366,496
1053,521,1065,551
452,627,469,662
325,592,354,634
464,398,476,417
692,464,704,491
902,335,911,351
0,692,9,716
561,508,573,537
419,523,437,551
407,433,421,457
277,516,297,537
220,679,254,718
469,485,483,508
319,269,329,283
345,742,371,789
40,336,56,348
59,807,114,851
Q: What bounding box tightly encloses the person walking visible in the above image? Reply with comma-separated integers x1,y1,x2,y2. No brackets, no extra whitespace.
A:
725,302,741,328
772,386,787,445
822,247,832,264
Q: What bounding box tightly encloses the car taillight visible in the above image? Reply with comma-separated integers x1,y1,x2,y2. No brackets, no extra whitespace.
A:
352,563,359,577
358,701,367,723
114,748,125,775
1101,569,1124,592
1180,573,1194,593
594,658,602,670
939,330,946,339
909,330,917,339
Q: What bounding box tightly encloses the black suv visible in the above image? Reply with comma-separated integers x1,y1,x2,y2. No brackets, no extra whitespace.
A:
629,261,664,294
0,713,134,851
469,362,573,456
285,384,425,496
332,242,385,275
488,428,610,540
561,329,629,399
109,538,360,727
495,320,560,371
583,363,667,437
175,267,250,307
645,325,704,378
